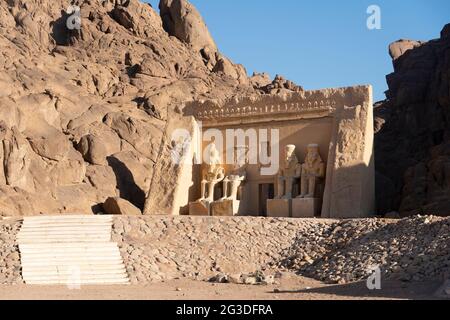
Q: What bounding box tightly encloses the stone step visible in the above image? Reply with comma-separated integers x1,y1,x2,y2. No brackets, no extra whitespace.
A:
18,237,112,243
22,221,112,226
21,254,123,260
19,227,111,231
19,230,111,235
19,235,111,239
22,262,125,269
27,274,128,283
22,221,113,226
22,222,112,227
23,265,126,272
20,226,112,232
19,215,129,286
23,268,126,278
24,215,113,220
22,262,124,267
22,258,123,264
19,249,120,254
20,242,118,248
22,257,123,264
23,270,128,280
26,278,130,285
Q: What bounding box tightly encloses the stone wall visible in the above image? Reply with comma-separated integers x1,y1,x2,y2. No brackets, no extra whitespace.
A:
113,215,450,285
112,216,335,283
0,219,22,285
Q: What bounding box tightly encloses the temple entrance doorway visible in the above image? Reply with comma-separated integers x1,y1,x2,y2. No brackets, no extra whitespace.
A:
258,183,274,217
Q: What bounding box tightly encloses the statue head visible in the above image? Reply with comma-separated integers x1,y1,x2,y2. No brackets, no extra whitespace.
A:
234,146,248,168
285,144,296,159
305,144,322,164
205,142,221,168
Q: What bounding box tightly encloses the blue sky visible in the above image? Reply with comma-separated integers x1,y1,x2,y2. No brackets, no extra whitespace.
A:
145,0,450,101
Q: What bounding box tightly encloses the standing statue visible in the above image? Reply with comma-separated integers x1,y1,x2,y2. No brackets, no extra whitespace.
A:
275,145,300,199
298,144,325,199
221,147,247,201
198,142,225,202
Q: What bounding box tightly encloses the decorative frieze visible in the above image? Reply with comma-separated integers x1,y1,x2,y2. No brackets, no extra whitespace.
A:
193,99,337,121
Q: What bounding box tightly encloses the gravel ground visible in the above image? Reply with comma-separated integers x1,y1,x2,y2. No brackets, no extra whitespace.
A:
0,275,444,300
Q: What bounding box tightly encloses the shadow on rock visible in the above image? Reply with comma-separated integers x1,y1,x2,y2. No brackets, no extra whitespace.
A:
107,156,146,211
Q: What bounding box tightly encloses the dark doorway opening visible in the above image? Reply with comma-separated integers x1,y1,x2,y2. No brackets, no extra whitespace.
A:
259,183,274,217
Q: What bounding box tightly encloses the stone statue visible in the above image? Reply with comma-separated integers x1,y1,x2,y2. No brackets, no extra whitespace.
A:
221,147,247,201
198,142,225,202
298,144,325,199
275,145,300,199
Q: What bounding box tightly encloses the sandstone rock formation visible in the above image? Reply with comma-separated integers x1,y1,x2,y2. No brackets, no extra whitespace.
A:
0,0,300,216
375,23,450,216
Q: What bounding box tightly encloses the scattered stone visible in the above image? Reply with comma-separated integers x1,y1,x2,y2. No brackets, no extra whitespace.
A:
107,215,450,286
228,274,243,284
209,273,228,284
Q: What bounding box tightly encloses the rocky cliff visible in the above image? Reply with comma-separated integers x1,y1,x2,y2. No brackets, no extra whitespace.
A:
375,24,450,216
0,0,301,216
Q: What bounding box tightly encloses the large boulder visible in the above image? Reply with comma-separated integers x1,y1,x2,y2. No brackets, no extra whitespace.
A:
159,0,217,52
77,134,109,166
103,197,142,215
110,0,162,38
388,39,423,60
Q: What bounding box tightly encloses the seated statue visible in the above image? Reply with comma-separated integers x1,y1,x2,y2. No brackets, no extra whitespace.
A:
221,147,247,201
198,142,225,203
275,145,300,199
297,144,325,199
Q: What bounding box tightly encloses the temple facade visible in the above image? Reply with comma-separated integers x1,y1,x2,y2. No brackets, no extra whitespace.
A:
145,85,375,218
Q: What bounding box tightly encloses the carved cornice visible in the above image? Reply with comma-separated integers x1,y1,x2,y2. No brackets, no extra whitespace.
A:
186,85,372,126
194,99,337,121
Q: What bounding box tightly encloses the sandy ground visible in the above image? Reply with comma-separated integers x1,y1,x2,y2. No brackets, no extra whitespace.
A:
0,275,445,300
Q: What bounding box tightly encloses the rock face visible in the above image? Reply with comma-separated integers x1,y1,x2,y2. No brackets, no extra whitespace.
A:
375,24,450,216
0,0,293,216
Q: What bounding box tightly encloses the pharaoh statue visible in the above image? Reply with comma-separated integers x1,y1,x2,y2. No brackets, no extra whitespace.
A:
297,144,325,199
275,145,300,199
221,147,248,201
198,142,225,202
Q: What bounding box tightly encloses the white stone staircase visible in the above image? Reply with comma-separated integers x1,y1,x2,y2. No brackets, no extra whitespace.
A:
18,215,129,285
